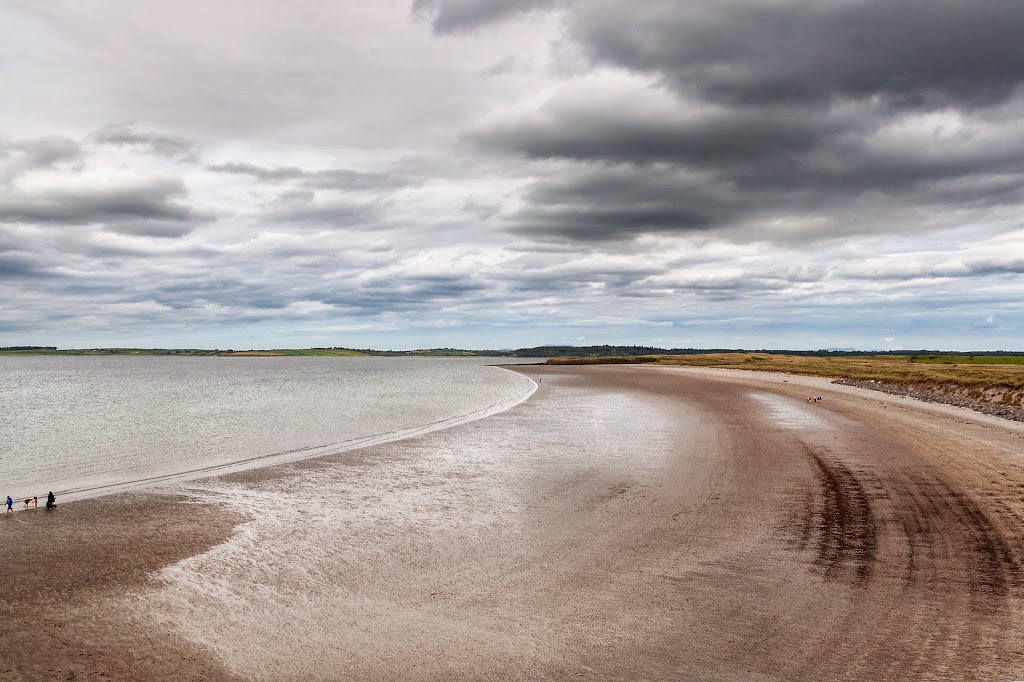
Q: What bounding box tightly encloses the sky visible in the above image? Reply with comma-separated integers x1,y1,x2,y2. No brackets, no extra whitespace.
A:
1,0,1023,351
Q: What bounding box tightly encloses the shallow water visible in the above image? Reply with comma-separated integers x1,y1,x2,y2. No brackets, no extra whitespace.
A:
0,356,536,499
145,369,691,680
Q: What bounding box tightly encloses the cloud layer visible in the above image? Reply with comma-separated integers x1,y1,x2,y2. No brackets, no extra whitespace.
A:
1,1,1022,350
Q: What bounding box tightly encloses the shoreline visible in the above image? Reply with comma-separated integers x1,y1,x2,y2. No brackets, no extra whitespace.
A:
3,365,537,506
544,353,1024,423
4,364,1024,680
647,364,1024,435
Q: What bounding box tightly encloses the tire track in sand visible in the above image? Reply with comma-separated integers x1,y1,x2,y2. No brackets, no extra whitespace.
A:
762,394,1024,678
799,446,878,585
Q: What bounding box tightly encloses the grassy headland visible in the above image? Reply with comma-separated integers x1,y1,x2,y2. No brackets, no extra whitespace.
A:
546,352,1024,420
545,352,1024,386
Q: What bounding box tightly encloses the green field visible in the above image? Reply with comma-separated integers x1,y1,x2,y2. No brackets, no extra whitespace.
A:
909,355,1024,365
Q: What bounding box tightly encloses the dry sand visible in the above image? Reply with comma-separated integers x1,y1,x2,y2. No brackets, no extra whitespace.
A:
3,364,1024,680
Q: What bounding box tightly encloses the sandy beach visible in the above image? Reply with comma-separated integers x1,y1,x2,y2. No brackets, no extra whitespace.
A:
3,364,1024,680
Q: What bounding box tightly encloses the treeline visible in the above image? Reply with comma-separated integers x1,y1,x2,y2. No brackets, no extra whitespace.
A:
354,347,511,357
512,345,674,358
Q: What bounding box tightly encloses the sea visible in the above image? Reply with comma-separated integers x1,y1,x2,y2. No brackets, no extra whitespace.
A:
0,355,537,501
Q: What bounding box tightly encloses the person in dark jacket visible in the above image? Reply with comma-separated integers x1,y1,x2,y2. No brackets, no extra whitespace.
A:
45,491,55,510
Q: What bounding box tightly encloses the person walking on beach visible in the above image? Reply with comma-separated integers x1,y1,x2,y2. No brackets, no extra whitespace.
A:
33,496,38,509
5,496,12,514
45,491,55,510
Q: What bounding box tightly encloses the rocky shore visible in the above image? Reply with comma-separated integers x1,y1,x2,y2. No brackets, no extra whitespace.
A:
833,378,1024,423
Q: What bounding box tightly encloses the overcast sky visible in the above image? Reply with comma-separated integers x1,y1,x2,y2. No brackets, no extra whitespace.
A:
2,0,1022,350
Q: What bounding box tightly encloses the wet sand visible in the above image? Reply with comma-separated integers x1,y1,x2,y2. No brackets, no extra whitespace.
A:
0,494,245,680
3,364,1024,680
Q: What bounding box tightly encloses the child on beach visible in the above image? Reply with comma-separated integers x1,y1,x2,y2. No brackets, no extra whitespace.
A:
5,496,12,513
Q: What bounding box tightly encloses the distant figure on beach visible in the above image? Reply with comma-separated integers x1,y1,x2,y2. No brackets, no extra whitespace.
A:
45,491,55,510
23,498,30,510
33,496,38,509
5,496,12,514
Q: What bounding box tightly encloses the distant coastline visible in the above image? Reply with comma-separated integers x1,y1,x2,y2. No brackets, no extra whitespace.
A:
0,346,508,357
6,344,1022,421
3,344,1023,358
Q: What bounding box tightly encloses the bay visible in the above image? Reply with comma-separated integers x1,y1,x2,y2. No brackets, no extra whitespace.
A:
0,356,536,501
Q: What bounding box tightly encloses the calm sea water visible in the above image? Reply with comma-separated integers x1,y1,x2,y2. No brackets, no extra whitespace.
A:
0,356,536,500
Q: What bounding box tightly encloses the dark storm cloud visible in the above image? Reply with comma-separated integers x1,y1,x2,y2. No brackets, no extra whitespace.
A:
471,93,1024,222
412,0,552,34
475,95,1024,200
0,252,47,279
474,104,833,165
0,178,198,227
516,196,716,241
570,0,1024,109
0,136,81,179
456,0,1024,242
508,165,747,241
207,162,409,191
2,131,202,238
92,124,199,160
